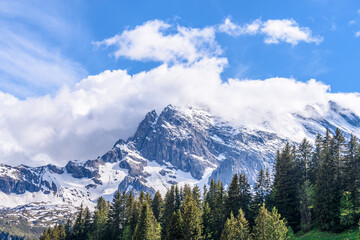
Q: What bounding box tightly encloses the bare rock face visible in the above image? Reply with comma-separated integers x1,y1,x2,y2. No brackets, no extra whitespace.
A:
0,164,59,194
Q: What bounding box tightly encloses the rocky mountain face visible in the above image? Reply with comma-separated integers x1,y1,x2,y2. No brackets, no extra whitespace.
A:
1,101,360,215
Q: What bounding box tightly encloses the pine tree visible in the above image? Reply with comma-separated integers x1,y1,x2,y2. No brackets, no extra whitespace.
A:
162,186,175,238
309,133,322,185
298,180,314,232
297,138,313,183
251,168,267,218
344,134,360,206
239,173,252,218
92,197,109,240
339,191,356,228
83,207,92,239
192,185,202,208
220,209,251,240
203,179,226,239
175,185,181,210
64,219,72,240
165,210,184,240
273,142,300,231
152,191,163,222
71,203,86,240
225,173,240,218
107,191,127,239
181,194,202,240
316,129,340,230
253,204,288,240
133,202,161,240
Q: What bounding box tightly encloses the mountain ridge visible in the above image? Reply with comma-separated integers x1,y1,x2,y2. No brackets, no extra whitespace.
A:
1,101,360,214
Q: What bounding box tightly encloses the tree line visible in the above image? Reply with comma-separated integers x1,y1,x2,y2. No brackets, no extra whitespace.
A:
40,128,360,239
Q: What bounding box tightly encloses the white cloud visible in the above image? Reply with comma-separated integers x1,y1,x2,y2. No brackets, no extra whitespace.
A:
219,18,323,46
0,19,354,168
0,59,340,167
355,31,360,37
95,20,221,64
261,19,323,45
218,18,261,36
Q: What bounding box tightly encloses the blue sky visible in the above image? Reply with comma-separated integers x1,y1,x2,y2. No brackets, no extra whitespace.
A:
1,0,360,98
2,0,360,166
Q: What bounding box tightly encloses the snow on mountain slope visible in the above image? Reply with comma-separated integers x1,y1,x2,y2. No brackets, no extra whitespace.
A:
1,101,360,220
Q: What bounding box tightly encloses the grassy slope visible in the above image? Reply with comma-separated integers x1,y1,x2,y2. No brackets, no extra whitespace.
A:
296,228,359,240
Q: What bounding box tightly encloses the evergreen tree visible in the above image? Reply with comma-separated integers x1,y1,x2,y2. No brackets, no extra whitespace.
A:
316,129,340,231
297,138,313,183
203,179,226,239
339,191,356,228
220,209,251,240
273,143,300,231
92,197,109,240
239,173,252,218
344,134,360,206
133,202,161,240
251,168,268,219
162,186,175,238
298,180,314,232
175,185,181,210
181,194,202,240
64,219,72,240
225,173,240,218
309,133,322,185
152,191,163,222
107,191,127,240
192,185,202,208
165,210,184,240
71,203,86,240
253,204,288,240
83,207,92,239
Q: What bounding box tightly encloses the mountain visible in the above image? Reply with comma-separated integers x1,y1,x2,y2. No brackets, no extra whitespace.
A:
1,101,360,235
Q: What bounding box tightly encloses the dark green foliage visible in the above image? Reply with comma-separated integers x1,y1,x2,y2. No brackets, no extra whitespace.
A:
203,179,226,239
71,203,88,240
92,197,109,240
161,185,176,238
344,134,360,206
339,191,356,228
253,204,288,240
225,173,240,218
106,191,127,239
298,180,314,232
315,130,341,231
220,209,251,240
239,173,252,218
297,138,313,184
133,201,161,240
165,210,184,240
308,134,322,185
181,194,202,239
152,191,164,222
273,142,301,231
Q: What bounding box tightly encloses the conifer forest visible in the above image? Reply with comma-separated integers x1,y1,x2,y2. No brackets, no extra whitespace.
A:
40,129,360,240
